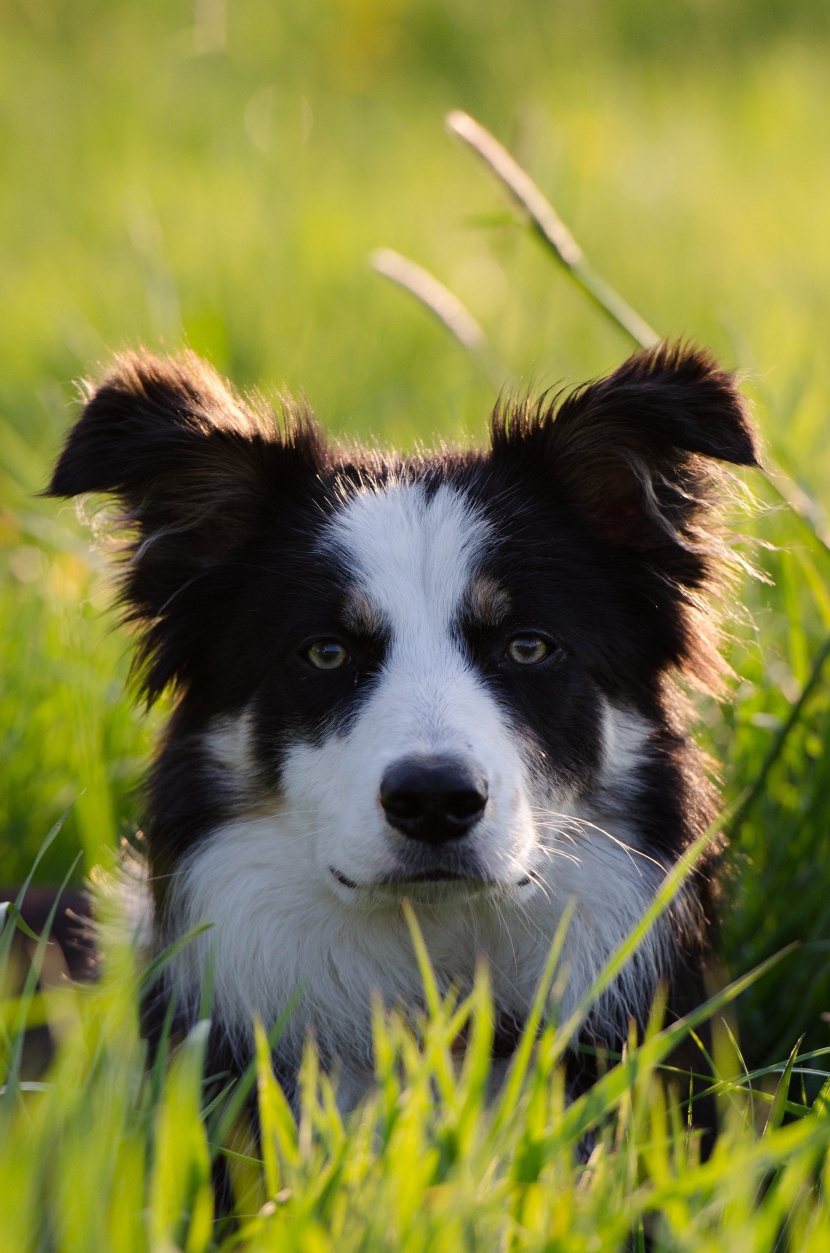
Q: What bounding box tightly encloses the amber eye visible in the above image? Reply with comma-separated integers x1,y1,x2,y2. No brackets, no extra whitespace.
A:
505,634,551,665
305,640,350,670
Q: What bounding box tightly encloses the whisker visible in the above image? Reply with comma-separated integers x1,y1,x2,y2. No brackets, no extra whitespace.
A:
531,808,667,878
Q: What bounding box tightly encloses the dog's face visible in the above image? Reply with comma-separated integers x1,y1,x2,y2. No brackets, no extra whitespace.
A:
48,343,758,1062
222,473,616,911
271,480,542,904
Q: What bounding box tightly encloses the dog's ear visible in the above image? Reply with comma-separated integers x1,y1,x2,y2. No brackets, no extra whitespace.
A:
48,349,325,546
491,342,760,694
46,349,328,700
492,341,759,555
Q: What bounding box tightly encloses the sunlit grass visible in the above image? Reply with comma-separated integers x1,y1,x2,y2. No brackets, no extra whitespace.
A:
2,881,830,1251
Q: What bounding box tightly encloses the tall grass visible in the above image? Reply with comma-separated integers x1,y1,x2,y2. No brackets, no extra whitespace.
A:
3,875,830,1251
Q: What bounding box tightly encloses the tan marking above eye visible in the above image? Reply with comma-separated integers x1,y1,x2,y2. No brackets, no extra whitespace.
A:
341,586,386,636
465,576,512,627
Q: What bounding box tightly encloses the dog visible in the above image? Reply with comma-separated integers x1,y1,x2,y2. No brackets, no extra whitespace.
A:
47,340,758,1114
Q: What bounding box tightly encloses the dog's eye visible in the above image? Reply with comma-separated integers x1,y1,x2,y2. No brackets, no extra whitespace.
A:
505,634,551,665
305,640,350,670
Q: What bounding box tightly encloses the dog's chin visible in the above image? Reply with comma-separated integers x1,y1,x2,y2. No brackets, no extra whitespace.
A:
328,864,533,907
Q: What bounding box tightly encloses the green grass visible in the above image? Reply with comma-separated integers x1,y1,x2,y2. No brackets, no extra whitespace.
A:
3,0,830,1242
2,881,830,1251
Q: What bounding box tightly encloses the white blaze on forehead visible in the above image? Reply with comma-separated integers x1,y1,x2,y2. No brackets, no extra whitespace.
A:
327,479,490,634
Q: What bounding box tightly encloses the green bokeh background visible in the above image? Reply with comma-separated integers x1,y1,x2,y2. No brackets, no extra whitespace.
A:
2,0,829,1068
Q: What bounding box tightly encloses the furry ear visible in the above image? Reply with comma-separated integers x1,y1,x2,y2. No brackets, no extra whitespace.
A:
491,342,761,694
492,341,759,555
46,349,327,700
48,349,325,549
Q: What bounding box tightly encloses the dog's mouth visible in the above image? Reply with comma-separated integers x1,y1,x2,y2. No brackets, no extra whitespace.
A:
330,866,359,889
329,866,532,892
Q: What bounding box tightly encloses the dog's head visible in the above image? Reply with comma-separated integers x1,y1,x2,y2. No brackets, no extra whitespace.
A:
47,343,759,1058
48,344,758,915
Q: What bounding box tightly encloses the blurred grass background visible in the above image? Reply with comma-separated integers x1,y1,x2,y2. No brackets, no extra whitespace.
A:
1,0,829,1070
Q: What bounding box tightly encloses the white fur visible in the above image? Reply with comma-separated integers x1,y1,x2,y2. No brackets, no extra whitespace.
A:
203,709,256,776
161,479,669,1101
203,709,258,801
600,703,655,796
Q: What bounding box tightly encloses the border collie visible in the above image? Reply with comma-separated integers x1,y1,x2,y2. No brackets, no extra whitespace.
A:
47,341,758,1111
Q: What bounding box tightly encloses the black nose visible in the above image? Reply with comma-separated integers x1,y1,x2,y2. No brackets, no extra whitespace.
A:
380,756,489,844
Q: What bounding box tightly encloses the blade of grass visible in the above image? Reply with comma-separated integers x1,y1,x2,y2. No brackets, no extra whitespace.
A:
1,851,82,1117
491,899,575,1132
0,906,42,943
552,943,797,1151
370,247,507,388
209,985,304,1160
720,1018,757,1124
551,812,730,1073
490,805,737,1144
400,899,469,1104
726,634,830,837
400,898,443,1021
138,923,215,996
764,1037,803,1136
444,111,830,571
255,1019,303,1170
0,804,76,972
147,982,181,1112
763,459,830,559
576,1040,829,1110
445,110,660,350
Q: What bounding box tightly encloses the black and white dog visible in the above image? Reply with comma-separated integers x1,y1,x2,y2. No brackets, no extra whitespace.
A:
48,341,758,1108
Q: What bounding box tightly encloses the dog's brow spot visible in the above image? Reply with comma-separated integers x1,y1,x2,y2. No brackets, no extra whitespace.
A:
341,586,387,636
464,576,512,627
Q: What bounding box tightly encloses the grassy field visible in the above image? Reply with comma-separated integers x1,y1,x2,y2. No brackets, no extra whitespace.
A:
2,0,830,1245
